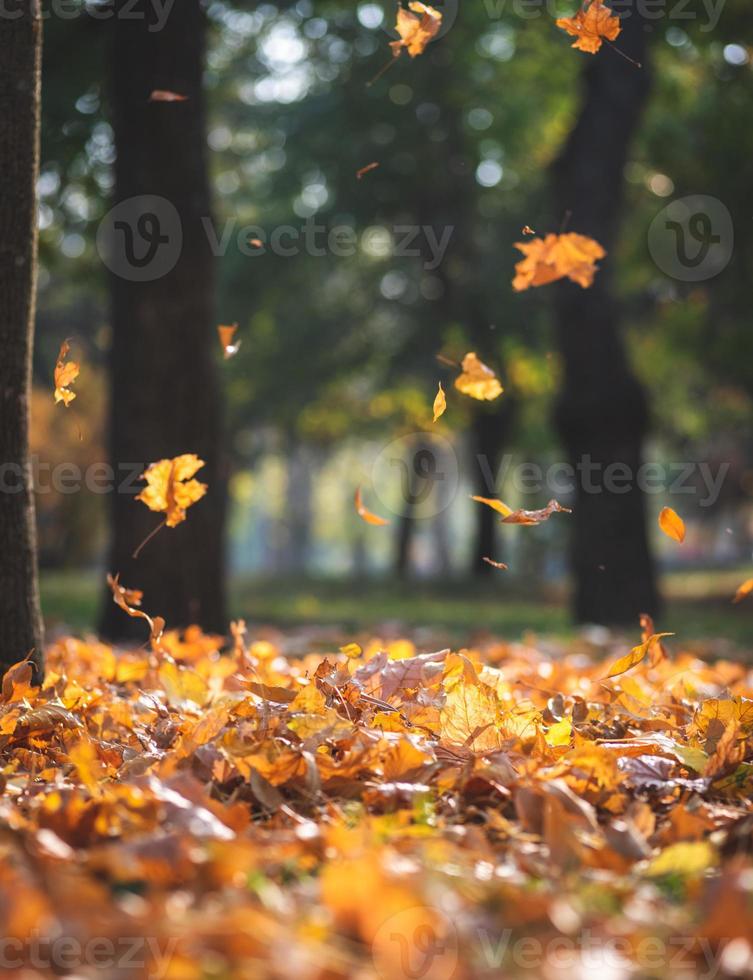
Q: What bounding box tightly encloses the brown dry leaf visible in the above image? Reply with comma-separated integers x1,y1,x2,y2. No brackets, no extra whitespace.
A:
732,577,753,604
137,454,207,528
482,557,508,571
470,496,513,518
658,506,686,543
454,352,503,401
606,633,674,679
556,1,622,54
106,573,165,648
355,487,390,526
217,323,240,360
522,225,536,236
390,2,442,58
149,90,189,102
501,499,572,525
356,162,380,180
432,382,447,422
512,233,606,291
53,340,80,407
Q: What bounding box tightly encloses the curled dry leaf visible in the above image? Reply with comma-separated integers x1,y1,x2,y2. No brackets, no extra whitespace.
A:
658,506,686,543
217,323,240,360
470,496,513,518
482,557,508,571
512,233,606,291
454,352,503,401
390,2,442,58
137,455,208,528
356,162,380,180
355,487,390,526
149,90,189,102
733,577,753,604
501,499,572,525
522,225,536,236
106,573,165,649
53,340,80,407
556,1,622,54
606,633,675,679
432,382,446,422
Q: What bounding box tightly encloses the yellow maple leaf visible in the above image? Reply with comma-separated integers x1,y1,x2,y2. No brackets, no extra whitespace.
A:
136,454,207,528
454,352,503,401
556,1,621,54
53,339,80,407
390,2,442,58
512,232,606,291
605,633,674,679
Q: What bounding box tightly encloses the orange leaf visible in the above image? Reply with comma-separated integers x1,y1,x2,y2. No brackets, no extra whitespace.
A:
53,340,79,407
501,499,572,525
454,352,503,401
390,2,442,58
136,454,207,528
658,506,685,543
605,633,674,679
470,496,513,518
432,382,447,422
356,162,380,180
149,90,189,102
556,1,621,54
732,577,753,604
107,573,165,648
355,487,389,526
512,233,605,291
217,323,240,360
482,557,508,571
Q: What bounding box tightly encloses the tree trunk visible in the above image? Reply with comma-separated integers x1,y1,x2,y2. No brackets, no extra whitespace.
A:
0,0,45,679
100,0,226,638
552,13,659,625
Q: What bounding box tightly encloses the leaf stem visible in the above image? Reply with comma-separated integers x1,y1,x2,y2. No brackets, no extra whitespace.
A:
132,518,167,560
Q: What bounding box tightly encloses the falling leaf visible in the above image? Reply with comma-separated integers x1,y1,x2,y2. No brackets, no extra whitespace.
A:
390,2,442,58
106,573,165,648
217,324,240,360
512,233,606,291
470,496,513,518
501,499,572,525
454,352,503,401
522,225,536,236
556,1,621,54
136,455,208,528
149,90,189,102
733,578,753,604
53,340,79,407
482,557,508,571
356,162,380,180
432,382,446,422
605,633,674,679
355,487,389,526
658,506,685,543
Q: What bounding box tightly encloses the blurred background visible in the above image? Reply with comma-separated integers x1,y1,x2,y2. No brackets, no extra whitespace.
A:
32,0,753,645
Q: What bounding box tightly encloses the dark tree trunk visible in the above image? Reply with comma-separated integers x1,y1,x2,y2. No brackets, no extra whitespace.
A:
469,403,515,576
100,0,226,638
552,13,659,625
0,1,45,679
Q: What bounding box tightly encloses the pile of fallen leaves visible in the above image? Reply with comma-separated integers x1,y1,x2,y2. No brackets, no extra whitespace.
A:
2,621,752,979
